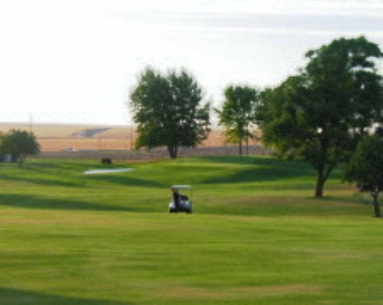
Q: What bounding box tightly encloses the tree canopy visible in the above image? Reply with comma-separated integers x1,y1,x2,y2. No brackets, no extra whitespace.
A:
216,86,259,155
344,136,383,217
0,129,40,166
130,68,210,158
256,36,383,197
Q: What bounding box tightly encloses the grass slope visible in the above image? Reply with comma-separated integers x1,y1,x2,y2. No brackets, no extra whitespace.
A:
0,156,381,305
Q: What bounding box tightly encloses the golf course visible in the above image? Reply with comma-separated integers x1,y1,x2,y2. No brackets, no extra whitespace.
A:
0,156,381,305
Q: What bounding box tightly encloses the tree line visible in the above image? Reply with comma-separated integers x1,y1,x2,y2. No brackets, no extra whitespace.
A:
129,36,383,216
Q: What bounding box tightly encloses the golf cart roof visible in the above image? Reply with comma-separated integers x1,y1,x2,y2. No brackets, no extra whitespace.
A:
172,185,191,189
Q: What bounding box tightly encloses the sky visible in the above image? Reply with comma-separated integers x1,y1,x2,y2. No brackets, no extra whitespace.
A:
0,0,382,126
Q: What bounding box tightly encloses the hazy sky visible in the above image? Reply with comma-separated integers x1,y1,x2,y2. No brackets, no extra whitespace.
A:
0,0,382,126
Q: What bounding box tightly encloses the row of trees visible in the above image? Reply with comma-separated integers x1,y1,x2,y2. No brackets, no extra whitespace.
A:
129,36,383,215
129,70,259,158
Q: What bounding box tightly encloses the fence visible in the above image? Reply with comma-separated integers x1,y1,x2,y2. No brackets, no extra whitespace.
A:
35,145,272,161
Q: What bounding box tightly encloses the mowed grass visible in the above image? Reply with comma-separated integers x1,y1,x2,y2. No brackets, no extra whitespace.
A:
0,156,381,305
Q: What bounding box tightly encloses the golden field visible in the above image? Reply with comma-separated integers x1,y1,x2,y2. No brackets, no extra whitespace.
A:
0,123,256,152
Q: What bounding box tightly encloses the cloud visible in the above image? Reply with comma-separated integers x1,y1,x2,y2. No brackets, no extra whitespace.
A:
0,0,382,125
104,0,383,16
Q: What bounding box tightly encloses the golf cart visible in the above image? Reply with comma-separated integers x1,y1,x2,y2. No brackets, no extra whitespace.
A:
169,185,193,214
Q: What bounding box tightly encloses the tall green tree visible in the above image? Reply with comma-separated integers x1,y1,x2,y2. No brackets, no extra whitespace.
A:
344,136,383,217
256,36,383,197
215,86,259,155
130,68,210,159
0,129,40,167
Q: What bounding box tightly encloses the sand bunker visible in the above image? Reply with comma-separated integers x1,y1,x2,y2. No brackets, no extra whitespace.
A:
83,168,133,175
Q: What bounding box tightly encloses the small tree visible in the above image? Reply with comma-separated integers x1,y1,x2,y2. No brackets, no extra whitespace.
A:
344,136,383,217
130,68,210,159
0,129,40,167
215,86,259,155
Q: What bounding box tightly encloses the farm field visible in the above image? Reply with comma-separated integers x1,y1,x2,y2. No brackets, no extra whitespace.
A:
0,156,381,305
0,123,236,151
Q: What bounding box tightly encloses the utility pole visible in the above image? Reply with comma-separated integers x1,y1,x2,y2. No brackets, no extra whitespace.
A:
29,113,33,133
130,127,133,150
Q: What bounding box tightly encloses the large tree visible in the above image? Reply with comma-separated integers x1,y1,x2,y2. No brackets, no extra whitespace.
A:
0,129,40,167
256,36,383,197
215,86,259,155
344,136,383,217
130,68,210,159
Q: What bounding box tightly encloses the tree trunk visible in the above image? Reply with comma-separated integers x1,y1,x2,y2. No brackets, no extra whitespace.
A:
315,169,325,197
239,140,242,156
167,145,178,159
18,154,25,168
372,193,381,218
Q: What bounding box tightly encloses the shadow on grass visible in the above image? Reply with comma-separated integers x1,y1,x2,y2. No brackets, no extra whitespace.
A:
85,175,166,188
199,155,312,169
0,194,135,212
197,155,266,165
0,286,133,305
0,171,165,189
202,166,315,184
197,156,316,184
0,173,84,188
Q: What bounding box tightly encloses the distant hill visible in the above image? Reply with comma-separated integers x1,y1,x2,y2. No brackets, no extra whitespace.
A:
0,122,255,152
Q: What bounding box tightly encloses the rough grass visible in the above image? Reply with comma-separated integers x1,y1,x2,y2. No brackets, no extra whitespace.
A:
0,156,381,305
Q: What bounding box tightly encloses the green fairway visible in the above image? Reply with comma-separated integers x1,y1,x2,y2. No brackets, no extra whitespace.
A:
0,156,381,304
